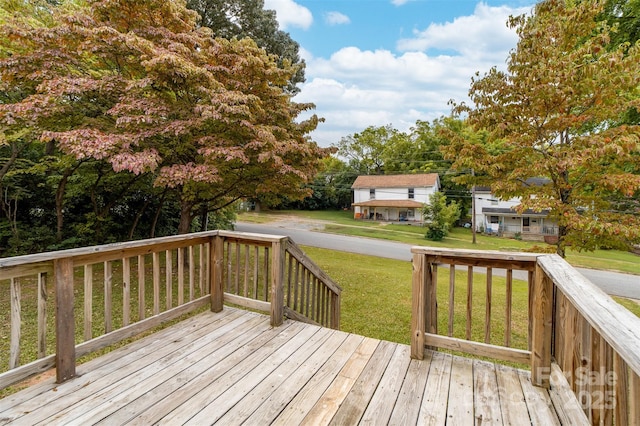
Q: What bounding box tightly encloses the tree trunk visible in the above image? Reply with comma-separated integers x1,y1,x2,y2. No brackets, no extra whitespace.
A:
55,168,75,242
178,199,194,235
556,224,568,258
149,191,167,238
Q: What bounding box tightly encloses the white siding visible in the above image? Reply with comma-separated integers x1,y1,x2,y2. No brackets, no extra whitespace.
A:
354,186,437,204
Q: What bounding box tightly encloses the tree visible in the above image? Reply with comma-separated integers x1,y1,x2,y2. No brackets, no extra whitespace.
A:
186,0,305,94
1,0,327,236
279,156,356,210
422,192,460,241
448,0,640,257
334,125,398,175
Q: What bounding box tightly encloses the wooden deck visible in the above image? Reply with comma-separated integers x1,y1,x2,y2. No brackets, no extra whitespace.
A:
0,307,577,425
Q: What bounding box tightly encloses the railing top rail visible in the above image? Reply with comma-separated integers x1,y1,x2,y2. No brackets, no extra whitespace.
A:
0,231,220,269
0,230,295,271
537,254,640,377
410,246,541,262
217,230,289,245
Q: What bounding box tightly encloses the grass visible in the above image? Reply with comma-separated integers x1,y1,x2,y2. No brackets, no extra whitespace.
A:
302,246,530,350
238,210,640,275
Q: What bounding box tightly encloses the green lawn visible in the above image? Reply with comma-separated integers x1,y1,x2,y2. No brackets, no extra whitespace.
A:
302,246,532,348
238,210,640,275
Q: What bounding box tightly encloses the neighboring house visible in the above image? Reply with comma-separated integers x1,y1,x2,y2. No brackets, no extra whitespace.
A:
474,184,559,241
351,174,440,223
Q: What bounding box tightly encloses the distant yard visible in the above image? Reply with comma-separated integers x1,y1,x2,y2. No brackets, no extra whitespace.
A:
237,210,640,276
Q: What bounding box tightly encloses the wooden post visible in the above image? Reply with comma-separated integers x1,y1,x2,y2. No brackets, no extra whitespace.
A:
55,258,76,383
531,262,553,388
330,292,340,330
411,253,427,359
210,235,224,312
270,238,286,327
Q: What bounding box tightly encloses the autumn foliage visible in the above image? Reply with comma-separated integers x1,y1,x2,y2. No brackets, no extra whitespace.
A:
446,0,640,256
0,0,327,240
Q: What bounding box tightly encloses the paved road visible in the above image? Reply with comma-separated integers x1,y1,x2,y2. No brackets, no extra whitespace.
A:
235,221,640,300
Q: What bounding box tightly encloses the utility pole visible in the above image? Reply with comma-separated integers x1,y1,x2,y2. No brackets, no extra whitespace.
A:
471,169,476,244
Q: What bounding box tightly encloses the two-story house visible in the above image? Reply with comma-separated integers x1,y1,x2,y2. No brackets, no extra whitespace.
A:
351,174,439,223
474,183,559,241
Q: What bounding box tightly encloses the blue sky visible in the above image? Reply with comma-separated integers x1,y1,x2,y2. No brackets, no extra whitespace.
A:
263,0,536,147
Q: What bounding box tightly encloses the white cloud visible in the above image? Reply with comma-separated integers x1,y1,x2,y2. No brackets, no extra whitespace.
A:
397,3,532,61
324,11,350,26
263,0,313,30
294,3,534,147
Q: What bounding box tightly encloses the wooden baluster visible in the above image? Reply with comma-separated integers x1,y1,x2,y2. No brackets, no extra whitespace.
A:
152,252,160,315
613,352,629,425
448,266,455,337
427,261,437,336
630,369,640,425
243,244,249,298
485,267,492,344
10,278,21,369
177,248,184,305
315,277,321,322
203,244,210,295
83,265,93,341
189,246,195,301
466,266,473,340
591,332,605,425
528,270,534,351
254,246,260,299
310,276,316,322
580,318,592,423
165,250,172,310
285,253,293,308
505,269,512,347
264,247,270,301
37,272,47,358
138,255,146,320
199,244,205,295
270,239,285,327
330,291,340,330
123,257,131,326
210,236,224,312
234,243,240,295
293,260,300,311
225,241,232,292
104,261,113,333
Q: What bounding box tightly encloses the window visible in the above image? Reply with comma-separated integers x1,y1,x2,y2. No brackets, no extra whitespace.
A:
408,188,415,199
369,188,375,199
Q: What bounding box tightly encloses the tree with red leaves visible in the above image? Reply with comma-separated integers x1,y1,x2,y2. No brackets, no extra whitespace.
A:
1,0,327,235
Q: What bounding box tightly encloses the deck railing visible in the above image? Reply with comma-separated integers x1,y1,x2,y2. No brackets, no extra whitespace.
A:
410,247,640,424
0,231,341,388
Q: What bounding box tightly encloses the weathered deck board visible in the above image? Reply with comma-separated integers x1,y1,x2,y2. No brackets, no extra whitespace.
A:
0,308,575,425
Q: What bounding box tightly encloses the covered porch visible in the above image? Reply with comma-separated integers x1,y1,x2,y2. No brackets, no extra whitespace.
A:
352,199,424,223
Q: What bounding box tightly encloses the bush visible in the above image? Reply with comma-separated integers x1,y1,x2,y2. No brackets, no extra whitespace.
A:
422,192,460,241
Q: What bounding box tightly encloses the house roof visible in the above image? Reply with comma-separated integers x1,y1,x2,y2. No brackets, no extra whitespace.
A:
351,173,439,189
352,200,425,208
